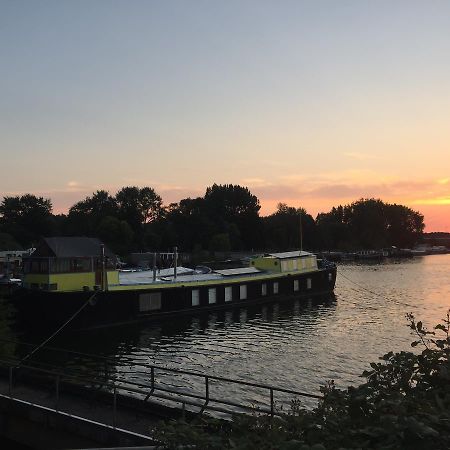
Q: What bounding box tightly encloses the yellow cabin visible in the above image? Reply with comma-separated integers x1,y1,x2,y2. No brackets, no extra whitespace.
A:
250,251,318,273
22,237,119,292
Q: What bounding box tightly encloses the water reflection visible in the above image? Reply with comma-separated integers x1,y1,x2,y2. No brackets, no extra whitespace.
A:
1,255,449,408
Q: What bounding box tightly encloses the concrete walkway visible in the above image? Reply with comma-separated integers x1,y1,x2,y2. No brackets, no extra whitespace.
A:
0,375,168,449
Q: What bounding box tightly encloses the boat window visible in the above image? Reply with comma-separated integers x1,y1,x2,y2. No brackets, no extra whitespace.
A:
307,278,312,289
54,258,71,273
192,289,200,306
293,280,299,292
208,288,217,304
293,259,298,270
302,259,307,269
281,261,288,272
328,273,333,281
23,261,31,273
273,282,279,294
225,286,232,302
71,258,91,272
240,285,247,300
139,292,162,311
261,283,267,296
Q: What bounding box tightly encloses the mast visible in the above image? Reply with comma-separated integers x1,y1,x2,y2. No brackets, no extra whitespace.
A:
174,246,178,281
299,213,303,252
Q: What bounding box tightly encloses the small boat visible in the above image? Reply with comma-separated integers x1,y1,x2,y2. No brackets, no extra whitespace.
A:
12,237,337,329
0,275,22,297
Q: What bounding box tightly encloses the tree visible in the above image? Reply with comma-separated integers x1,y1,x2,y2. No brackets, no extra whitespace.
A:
162,198,215,251
116,186,162,229
263,203,316,250
315,199,425,250
0,194,54,247
0,232,22,250
96,216,134,255
385,203,425,248
204,184,262,250
316,205,352,250
114,186,163,249
209,233,231,252
67,190,118,235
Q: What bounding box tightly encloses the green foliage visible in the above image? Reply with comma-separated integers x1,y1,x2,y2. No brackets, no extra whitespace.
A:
0,190,425,254
263,203,317,250
0,232,22,250
67,190,118,235
152,312,450,449
316,198,424,250
204,184,262,250
209,233,231,252
96,216,134,255
0,194,54,247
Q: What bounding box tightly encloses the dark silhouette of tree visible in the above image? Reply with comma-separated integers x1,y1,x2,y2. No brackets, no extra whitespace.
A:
162,198,215,251
116,186,163,248
316,205,352,250
96,216,134,255
0,232,22,250
203,184,262,250
116,187,162,226
0,189,426,255
67,190,118,235
263,203,316,250
0,194,54,247
345,198,388,249
316,198,425,250
385,203,425,248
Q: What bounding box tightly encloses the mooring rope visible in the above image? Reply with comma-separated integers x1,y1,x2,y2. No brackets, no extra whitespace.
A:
337,265,413,307
337,268,387,299
17,290,98,367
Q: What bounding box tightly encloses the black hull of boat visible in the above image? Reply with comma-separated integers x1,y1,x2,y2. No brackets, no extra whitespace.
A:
11,267,337,330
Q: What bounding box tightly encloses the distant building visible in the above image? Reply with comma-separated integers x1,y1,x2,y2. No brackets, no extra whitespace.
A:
423,232,450,248
0,249,34,277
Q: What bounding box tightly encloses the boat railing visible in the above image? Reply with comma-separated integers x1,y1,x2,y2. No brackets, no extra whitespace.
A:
0,339,322,421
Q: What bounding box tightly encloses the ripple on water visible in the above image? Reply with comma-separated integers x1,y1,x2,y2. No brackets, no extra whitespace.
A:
2,255,450,411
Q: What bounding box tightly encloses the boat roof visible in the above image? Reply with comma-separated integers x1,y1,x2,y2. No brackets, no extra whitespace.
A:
119,267,193,284
214,267,261,276
34,237,116,259
117,266,263,285
266,251,313,259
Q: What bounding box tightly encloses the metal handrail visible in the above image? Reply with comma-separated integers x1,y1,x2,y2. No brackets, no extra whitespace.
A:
0,338,322,400
0,353,322,422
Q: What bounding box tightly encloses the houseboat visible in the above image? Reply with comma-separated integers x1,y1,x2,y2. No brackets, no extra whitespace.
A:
13,237,337,329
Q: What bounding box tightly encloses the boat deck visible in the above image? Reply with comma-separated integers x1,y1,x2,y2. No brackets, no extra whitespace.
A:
117,266,264,286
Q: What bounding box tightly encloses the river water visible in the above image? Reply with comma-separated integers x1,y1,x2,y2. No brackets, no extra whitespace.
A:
1,254,449,411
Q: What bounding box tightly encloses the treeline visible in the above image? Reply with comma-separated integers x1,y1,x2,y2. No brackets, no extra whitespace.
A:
0,184,425,255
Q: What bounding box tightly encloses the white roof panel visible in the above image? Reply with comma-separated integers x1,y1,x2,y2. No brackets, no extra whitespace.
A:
214,267,261,276
119,266,193,284
267,251,313,259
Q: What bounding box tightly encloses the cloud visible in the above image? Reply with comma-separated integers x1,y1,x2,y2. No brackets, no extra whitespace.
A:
5,173,448,230
411,196,450,206
240,178,268,187
239,173,450,221
343,152,379,161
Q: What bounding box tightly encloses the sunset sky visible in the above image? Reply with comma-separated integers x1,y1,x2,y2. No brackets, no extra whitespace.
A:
1,1,449,231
